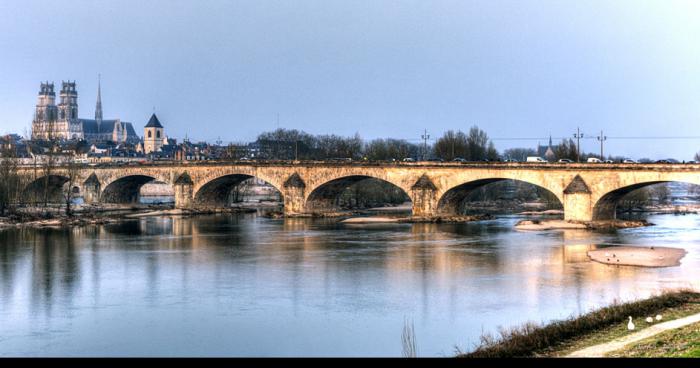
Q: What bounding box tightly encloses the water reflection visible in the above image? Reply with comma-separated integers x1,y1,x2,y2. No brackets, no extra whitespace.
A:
0,213,698,356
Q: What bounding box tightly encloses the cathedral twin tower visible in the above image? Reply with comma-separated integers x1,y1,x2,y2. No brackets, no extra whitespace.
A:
31,78,139,144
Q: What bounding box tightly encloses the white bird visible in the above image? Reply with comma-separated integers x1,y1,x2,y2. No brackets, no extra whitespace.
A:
646,317,653,323
656,314,663,321
627,316,635,330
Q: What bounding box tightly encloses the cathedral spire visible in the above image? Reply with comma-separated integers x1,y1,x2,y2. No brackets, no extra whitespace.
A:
95,74,103,125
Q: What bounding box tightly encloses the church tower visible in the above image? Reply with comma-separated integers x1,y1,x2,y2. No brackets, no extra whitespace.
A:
58,81,82,140
144,113,164,154
31,82,59,140
95,74,103,127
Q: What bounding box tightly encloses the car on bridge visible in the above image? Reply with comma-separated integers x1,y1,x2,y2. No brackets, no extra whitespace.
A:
526,156,547,163
557,159,573,163
587,157,602,163
622,159,637,163
503,158,518,162
402,158,415,162
656,159,679,164
604,159,614,163
452,157,467,162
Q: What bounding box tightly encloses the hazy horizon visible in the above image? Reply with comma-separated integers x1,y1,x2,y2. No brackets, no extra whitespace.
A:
2,0,700,159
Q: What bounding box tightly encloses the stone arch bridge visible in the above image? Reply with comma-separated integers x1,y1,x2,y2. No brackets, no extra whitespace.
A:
16,161,700,221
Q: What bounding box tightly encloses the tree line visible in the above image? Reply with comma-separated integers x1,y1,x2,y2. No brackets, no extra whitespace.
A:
240,126,500,161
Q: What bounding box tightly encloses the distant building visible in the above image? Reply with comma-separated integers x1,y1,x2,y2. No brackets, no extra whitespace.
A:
143,113,166,154
31,79,139,144
536,135,558,161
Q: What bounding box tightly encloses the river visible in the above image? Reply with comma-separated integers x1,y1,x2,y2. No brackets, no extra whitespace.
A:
0,212,699,356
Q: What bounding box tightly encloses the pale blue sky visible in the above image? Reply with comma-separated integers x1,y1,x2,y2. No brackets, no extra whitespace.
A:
1,0,699,159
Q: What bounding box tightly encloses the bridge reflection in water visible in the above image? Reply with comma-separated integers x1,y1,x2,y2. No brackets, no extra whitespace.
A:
0,212,698,356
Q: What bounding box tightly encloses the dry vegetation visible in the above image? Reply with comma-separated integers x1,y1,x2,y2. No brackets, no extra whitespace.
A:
457,289,700,358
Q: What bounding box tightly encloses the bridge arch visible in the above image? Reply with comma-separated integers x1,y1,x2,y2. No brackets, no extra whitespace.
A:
305,175,412,214
22,174,70,204
194,173,283,206
437,178,564,215
592,180,700,220
101,175,159,203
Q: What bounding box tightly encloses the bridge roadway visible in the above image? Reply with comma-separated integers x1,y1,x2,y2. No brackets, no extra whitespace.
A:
16,160,700,221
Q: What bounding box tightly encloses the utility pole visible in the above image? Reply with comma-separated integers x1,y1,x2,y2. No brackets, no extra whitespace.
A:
421,129,430,161
573,127,583,162
597,130,607,159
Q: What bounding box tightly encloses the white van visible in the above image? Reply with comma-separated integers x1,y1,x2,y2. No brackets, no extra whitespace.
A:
526,156,547,163
587,157,602,163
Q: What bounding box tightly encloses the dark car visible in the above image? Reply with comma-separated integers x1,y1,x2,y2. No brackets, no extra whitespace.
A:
656,159,679,164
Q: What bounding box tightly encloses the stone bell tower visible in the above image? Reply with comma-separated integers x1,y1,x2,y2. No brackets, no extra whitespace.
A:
58,81,83,140
31,82,59,140
143,113,164,154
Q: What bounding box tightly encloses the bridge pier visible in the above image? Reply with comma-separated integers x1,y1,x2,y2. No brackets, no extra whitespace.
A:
563,193,594,222
410,174,438,217
82,174,101,204
563,175,593,222
282,173,307,216
174,172,194,209
283,192,306,215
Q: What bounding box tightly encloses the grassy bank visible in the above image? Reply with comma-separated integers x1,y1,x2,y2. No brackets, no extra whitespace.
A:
606,321,700,357
457,289,700,358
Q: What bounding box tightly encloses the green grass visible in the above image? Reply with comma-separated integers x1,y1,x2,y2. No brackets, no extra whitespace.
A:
547,299,700,356
605,321,700,357
457,289,700,358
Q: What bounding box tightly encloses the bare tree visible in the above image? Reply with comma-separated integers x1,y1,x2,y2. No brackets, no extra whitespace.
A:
62,158,81,216
40,114,59,208
650,183,670,205
0,147,25,216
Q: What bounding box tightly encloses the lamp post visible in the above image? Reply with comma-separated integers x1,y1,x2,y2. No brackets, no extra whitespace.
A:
597,130,607,160
421,129,430,161
573,127,583,162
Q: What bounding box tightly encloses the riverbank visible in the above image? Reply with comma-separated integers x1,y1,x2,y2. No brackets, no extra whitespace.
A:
604,320,700,357
457,290,700,358
339,214,493,224
515,219,651,231
0,204,265,229
587,246,687,267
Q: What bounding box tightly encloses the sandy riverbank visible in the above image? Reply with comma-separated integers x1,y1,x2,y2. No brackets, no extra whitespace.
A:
515,219,651,231
339,214,494,224
588,246,687,267
340,216,401,224
518,209,564,216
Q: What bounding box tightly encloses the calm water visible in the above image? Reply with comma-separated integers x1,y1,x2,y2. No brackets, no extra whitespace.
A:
0,212,699,357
